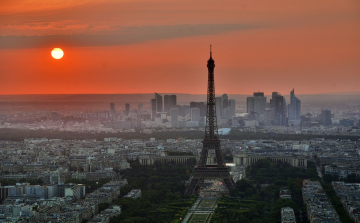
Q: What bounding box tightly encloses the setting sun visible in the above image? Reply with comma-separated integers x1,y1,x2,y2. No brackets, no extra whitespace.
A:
51,48,64,59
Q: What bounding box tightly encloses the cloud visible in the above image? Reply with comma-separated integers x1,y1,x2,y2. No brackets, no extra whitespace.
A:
0,23,260,49
1,20,110,33
0,0,92,15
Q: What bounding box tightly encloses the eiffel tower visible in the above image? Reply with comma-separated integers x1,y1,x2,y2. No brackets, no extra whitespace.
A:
184,46,237,196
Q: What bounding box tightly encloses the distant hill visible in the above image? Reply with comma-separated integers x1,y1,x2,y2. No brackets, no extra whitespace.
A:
0,93,358,111
0,92,358,103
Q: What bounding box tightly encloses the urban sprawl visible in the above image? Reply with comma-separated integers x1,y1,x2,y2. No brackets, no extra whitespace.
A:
0,91,359,223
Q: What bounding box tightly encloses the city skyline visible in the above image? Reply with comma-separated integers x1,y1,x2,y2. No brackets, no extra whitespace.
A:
1,0,359,95
0,27,359,222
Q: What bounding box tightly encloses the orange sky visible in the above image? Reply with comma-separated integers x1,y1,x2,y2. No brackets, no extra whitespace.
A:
0,0,359,95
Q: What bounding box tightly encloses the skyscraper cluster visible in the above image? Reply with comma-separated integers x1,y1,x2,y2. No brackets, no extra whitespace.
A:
215,94,236,122
149,92,236,128
188,94,236,127
246,89,301,126
190,102,206,127
150,93,177,120
105,101,145,129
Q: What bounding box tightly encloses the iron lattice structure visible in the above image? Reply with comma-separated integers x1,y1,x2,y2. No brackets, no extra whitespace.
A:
184,46,237,196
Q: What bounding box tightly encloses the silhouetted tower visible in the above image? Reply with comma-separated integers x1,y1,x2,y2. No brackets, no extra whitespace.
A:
110,102,116,120
110,103,115,113
125,103,130,116
137,103,143,128
185,46,237,195
164,95,177,114
320,109,332,125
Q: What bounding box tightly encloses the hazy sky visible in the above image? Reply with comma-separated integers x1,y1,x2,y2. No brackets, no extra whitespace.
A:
1,0,359,95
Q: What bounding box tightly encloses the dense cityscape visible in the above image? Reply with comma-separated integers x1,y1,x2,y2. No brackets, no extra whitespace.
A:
0,86,359,222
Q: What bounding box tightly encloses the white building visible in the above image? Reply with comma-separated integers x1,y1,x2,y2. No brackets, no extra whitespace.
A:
65,185,85,200
120,159,130,170
25,185,48,199
281,207,296,223
0,205,22,217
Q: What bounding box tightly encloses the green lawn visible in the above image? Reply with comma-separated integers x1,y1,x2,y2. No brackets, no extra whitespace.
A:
197,199,217,208
188,213,211,223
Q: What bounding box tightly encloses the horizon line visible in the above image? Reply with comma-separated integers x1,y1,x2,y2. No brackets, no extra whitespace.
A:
0,91,360,96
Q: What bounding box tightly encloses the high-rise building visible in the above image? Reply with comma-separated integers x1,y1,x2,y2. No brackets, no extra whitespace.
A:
253,95,266,116
191,107,200,122
215,97,223,122
110,103,115,113
198,102,206,117
253,92,264,97
320,109,332,125
150,93,163,120
190,101,197,109
173,105,186,117
247,92,266,114
215,94,237,122
270,92,278,124
272,92,287,125
110,102,115,120
150,99,156,120
225,99,235,120
164,95,177,114
264,108,272,126
155,92,163,113
190,102,206,117
247,92,266,122
138,103,143,112
288,89,301,126
170,108,179,128
222,94,228,110
247,97,254,114
270,91,278,110
125,103,130,116
137,103,143,128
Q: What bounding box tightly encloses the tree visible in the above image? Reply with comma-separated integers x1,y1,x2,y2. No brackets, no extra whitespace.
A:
346,173,359,183
185,169,190,178
236,179,253,192
323,174,338,183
